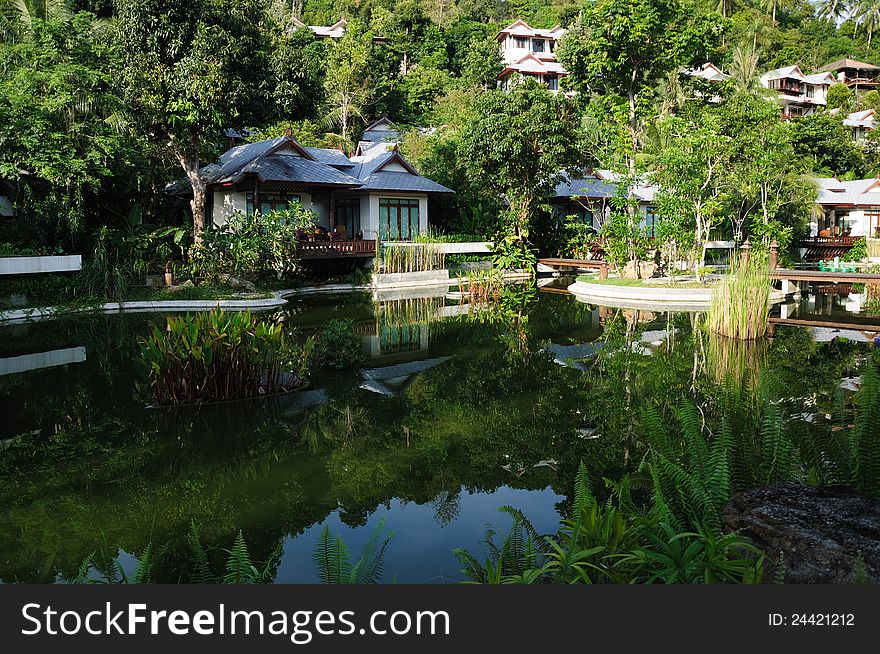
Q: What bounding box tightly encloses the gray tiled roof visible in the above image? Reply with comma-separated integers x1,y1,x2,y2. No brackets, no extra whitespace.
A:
358,171,453,193
175,135,452,195
555,176,619,199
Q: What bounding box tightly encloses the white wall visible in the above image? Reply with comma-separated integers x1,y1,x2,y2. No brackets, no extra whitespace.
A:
211,190,248,227
501,36,556,63
211,190,327,228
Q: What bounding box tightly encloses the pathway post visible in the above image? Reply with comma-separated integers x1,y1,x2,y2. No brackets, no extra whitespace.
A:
769,240,779,270
739,240,751,269
599,262,608,280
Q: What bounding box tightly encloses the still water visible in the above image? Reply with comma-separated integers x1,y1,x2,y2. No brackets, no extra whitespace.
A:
0,282,876,582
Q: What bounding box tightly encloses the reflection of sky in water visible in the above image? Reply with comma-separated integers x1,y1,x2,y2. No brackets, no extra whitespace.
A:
276,486,564,584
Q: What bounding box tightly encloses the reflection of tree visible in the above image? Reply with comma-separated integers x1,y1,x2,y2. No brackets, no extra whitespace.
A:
431,488,461,526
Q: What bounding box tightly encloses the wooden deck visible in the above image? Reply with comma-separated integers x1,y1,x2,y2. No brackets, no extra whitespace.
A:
297,239,376,260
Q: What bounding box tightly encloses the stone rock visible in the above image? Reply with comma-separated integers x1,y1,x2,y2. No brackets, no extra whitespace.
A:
722,482,880,583
168,279,194,292
227,276,257,292
145,275,164,288
621,260,658,279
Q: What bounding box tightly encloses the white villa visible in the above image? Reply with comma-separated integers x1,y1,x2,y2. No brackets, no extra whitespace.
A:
811,177,880,239
170,119,452,255
686,62,731,83
496,19,568,92
843,109,877,140
760,65,835,118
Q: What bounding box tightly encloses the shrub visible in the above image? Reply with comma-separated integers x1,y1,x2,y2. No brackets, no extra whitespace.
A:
140,309,311,405
848,237,867,261
311,319,364,369
187,206,316,282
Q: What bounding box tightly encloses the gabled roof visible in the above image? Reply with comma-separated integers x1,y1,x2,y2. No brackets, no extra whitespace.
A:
843,109,877,129
819,58,880,72
686,62,731,82
815,177,880,205
554,171,656,202
177,133,453,195
308,17,347,39
496,19,566,41
763,65,807,82
203,136,360,187
355,117,402,156
349,149,453,194
803,71,835,85
499,53,567,78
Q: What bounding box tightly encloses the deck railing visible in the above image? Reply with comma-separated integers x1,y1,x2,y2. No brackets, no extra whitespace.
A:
297,239,376,259
799,236,861,247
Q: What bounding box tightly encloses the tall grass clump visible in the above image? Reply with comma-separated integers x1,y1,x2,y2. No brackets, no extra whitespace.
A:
377,296,445,327
705,263,771,340
376,243,445,274
864,237,879,259
458,269,503,303
140,309,310,405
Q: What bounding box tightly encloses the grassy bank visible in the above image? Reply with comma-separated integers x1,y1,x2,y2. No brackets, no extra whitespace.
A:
575,275,712,289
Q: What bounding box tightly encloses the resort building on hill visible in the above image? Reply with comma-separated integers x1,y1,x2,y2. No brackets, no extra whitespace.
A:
843,108,877,140
759,65,835,118
168,119,452,254
685,62,731,83
496,19,568,92
288,16,389,43
811,177,880,239
818,58,880,92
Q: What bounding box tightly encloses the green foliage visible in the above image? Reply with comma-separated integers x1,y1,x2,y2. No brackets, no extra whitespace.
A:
491,228,538,271
187,207,315,282
455,463,764,584
139,308,311,405
827,83,856,111
311,318,365,369
313,518,394,584
849,237,868,261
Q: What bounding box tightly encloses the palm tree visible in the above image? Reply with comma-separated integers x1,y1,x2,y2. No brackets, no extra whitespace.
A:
856,0,880,48
816,0,852,22
0,0,72,42
730,45,761,91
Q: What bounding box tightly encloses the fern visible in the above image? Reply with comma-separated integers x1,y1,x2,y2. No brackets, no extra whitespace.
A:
223,531,259,584
313,525,352,584
188,521,217,584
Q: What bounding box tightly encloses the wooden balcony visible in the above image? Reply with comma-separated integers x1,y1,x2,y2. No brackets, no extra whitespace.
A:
297,239,376,260
798,236,860,262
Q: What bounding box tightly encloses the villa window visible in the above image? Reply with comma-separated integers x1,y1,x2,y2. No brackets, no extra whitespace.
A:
806,85,815,98
532,39,545,54
379,198,420,241
546,74,558,90
247,192,301,217
514,36,527,48
644,206,658,238
336,198,361,238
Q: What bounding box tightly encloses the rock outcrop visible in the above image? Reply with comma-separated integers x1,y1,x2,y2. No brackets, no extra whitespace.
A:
722,483,880,583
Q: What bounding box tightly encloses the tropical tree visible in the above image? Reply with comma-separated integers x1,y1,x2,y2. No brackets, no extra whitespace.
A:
0,13,127,247
322,20,375,151
458,79,582,247
114,0,273,239
557,0,723,264
0,0,72,42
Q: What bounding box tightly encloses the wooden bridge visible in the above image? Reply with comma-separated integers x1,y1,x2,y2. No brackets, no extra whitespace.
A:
770,269,880,284
537,258,610,278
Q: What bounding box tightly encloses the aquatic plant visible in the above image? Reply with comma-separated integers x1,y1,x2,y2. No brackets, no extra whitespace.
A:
457,269,503,304
705,264,771,340
376,242,445,274
140,309,310,405
311,318,365,369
